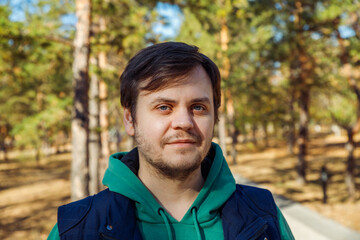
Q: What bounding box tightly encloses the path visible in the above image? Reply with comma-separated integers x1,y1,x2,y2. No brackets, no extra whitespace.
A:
234,174,360,240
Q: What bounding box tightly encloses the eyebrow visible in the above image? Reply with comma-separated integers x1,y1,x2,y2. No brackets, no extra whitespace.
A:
190,97,211,104
149,98,177,105
149,97,211,105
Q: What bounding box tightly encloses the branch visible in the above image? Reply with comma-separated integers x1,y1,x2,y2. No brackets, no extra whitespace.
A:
349,77,360,134
330,112,350,130
353,117,360,134
43,36,73,47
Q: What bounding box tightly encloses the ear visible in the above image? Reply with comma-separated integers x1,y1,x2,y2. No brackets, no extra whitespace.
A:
123,108,135,136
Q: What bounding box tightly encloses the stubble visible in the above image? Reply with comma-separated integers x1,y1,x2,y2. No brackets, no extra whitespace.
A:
135,129,210,181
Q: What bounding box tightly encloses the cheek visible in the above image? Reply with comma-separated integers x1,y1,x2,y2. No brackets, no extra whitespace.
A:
197,118,215,138
141,119,169,139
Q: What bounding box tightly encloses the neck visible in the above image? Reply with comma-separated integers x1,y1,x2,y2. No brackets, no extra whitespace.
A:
138,159,204,221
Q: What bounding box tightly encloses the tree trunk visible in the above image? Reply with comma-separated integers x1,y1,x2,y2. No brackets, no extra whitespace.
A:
345,128,356,201
36,148,41,163
0,125,8,162
288,93,296,154
98,21,110,188
71,0,91,201
288,123,296,155
88,57,101,195
251,123,257,146
294,0,311,185
218,112,227,155
218,22,230,156
347,77,360,200
226,92,237,164
1,144,8,162
231,128,240,165
336,24,360,200
262,121,269,148
98,79,109,187
297,88,309,185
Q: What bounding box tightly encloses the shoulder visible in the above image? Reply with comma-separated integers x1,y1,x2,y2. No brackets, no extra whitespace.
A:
221,185,282,239
57,189,131,235
57,192,95,235
222,184,278,220
235,184,277,215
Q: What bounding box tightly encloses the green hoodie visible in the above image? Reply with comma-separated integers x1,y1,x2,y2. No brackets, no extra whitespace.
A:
48,142,294,240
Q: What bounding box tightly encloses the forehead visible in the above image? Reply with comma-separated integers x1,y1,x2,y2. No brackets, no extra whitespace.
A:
139,66,213,97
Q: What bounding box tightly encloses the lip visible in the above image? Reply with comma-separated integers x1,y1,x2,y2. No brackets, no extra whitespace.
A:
167,139,196,144
166,139,197,147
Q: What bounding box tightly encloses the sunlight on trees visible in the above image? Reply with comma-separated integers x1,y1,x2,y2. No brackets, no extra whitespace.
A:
0,0,359,199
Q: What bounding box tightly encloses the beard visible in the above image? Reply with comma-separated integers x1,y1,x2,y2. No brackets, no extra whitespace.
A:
135,129,211,181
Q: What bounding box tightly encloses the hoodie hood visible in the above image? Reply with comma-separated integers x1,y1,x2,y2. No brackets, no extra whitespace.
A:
102,142,236,239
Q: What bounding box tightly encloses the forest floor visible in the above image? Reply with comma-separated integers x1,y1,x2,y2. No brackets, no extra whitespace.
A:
228,133,360,233
0,133,359,240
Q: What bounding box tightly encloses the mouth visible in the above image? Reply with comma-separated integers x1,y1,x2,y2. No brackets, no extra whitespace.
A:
166,139,197,146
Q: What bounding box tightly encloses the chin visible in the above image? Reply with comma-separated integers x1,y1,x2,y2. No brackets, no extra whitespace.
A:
169,153,203,168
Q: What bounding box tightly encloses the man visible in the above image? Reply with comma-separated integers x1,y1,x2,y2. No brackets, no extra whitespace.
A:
48,42,294,240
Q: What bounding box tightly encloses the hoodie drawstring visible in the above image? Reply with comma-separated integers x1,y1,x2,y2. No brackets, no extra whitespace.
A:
191,207,202,240
158,208,174,240
158,207,202,240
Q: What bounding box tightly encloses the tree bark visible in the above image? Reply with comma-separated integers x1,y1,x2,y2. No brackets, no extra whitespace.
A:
336,22,359,199
98,17,110,188
99,78,109,188
0,125,8,162
294,0,311,185
218,21,230,155
226,92,237,164
287,93,296,154
1,144,8,161
262,121,269,148
345,128,356,200
297,88,309,185
71,0,91,201
231,128,239,165
88,57,101,195
251,123,258,146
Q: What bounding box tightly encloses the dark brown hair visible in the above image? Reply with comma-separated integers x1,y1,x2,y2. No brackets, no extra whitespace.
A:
120,42,221,122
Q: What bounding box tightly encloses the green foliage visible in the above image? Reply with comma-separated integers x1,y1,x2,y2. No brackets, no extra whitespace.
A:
1,0,359,154
328,92,356,127
176,8,218,59
11,95,71,148
0,0,74,152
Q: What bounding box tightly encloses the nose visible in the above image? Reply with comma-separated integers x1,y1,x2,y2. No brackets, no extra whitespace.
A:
171,108,194,130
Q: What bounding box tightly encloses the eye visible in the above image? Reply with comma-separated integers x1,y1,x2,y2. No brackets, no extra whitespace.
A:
157,105,171,111
192,105,206,111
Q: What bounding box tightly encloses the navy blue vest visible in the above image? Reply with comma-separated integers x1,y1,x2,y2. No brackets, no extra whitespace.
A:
58,184,281,240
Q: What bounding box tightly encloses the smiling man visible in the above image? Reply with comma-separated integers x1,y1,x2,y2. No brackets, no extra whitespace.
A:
48,42,294,240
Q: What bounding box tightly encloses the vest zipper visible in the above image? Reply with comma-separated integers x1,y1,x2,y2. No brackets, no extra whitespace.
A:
249,224,268,240
100,233,120,240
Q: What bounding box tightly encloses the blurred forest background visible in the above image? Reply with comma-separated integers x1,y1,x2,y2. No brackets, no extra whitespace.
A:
0,0,360,239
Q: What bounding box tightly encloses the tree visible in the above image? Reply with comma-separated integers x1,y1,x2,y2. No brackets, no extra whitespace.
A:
85,0,156,191
264,0,345,184
175,0,234,156
0,1,74,162
88,56,101,194
71,0,92,200
329,1,360,199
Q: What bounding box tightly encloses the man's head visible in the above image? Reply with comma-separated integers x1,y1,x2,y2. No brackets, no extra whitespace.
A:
120,42,221,123
120,42,221,180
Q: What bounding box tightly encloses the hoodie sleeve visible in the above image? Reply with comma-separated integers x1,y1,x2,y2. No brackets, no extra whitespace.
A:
277,207,295,240
47,223,60,240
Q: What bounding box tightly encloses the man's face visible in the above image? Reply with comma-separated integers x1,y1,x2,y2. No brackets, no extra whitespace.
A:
124,66,215,180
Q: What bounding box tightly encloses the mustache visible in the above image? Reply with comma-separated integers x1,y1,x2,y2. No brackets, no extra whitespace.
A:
161,132,201,146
